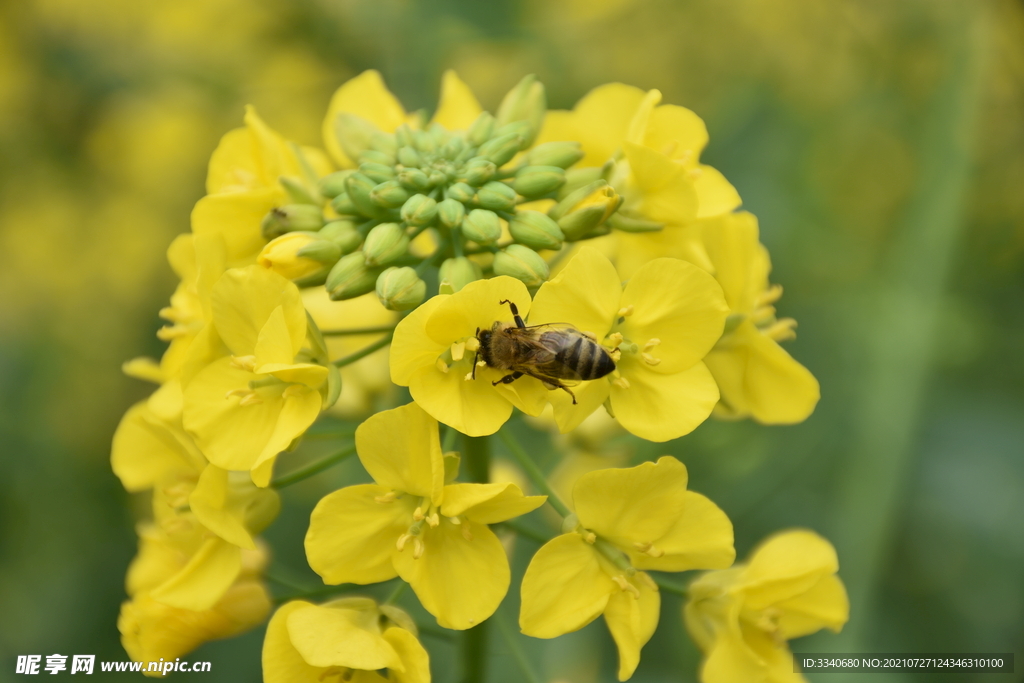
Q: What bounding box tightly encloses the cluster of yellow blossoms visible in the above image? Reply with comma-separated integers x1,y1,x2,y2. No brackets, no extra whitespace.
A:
113,70,844,682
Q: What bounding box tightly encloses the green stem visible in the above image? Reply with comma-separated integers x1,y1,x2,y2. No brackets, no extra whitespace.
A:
271,445,357,488
264,572,313,594
499,519,553,545
331,332,394,367
461,622,488,683
463,434,491,484
495,612,542,683
442,426,458,452
497,428,571,517
320,325,396,336
418,621,456,643
273,584,348,605
385,581,408,605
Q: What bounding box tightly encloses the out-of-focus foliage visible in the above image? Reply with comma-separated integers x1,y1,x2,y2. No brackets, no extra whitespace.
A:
2,0,1022,681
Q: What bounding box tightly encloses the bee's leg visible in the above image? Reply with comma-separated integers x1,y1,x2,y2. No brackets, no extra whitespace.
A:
472,328,480,380
492,371,524,386
498,299,526,329
560,385,578,405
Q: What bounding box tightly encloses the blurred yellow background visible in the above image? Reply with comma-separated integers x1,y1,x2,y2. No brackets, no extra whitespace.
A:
1,1,1022,681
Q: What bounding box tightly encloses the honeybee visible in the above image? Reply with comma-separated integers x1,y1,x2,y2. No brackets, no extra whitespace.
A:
473,300,616,404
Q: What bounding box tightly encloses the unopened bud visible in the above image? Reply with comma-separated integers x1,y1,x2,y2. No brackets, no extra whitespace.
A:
467,111,496,146
437,199,466,229
400,194,438,227
397,168,431,192
439,257,482,293
558,167,605,199
319,220,363,254
280,176,321,205
370,180,410,209
296,239,342,263
334,113,393,163
258,232,332,280
461,209,502,244
446,182,476,204
260,204,324,239
462,157,497,186
608,213,664,233
363,222,410,266
441,136,466,159
427,169,447,187
495,74,546,147
330,192,357,216
326,252,380,300
527,141,584,169
493,244,549,288
553,182,622,241
395,124,415,149
345,172,382,217
359,150,395,167
397,145,422,168
319,171,352,199
359,162,396,184
376,266,426,311
513,165,566,198
413,129,437,154
509,210,564,250
475,181,517,212
477,132,523,167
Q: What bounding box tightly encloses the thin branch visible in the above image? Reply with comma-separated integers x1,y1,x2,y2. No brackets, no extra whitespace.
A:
497,428,572,518
331,332,394,367
495,612,543,683
320,325,396,336
271,445,357,488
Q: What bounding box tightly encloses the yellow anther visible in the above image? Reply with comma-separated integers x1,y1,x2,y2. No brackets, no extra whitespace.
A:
612,575,641,599
643,338,661,350
230,355,258,372
612,377,631,389
239,393,264,406
412,537,425,559
435,358,450,374
581,330,597,340
476,359,487,367
633,542,664,558
756,284,784,308
582,530,597,544
610,348,622,362
282,384,305,399
641,353,661,366
464,372,474,381
225,388,250,399
426,511,440,528
605,332,624,348
450,341,466,362
461,523,474,542
448,515,462,525
617,305,634,317
396,533,412,552
465,336,480,352
763,318,797,343
374,491,399,504
412,506,425,521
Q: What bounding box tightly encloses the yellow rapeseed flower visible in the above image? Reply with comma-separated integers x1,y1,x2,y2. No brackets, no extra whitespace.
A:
305,403,545,629
263,597,430,683
520,457,734,681
684,530,849,683
702,212,820,423
529,247,728,441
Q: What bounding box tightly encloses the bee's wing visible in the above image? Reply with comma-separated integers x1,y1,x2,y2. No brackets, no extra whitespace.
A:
511,327,585,385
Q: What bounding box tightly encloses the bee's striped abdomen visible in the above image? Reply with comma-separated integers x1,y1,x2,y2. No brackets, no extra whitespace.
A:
555,334,616,381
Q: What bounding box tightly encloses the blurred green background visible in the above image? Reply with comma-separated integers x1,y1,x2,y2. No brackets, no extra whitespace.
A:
1,0,1022,681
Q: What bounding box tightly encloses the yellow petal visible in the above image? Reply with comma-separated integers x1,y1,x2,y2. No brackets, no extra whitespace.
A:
262,362,329,389
305,484,414,585
383,626,432,683
622,141,698,224
355,403,445,504
777,573,849,639
619,257,728,374
705,321,820,425
211,266,306,358
536,83,648,168
573,456,688,547
323,70,407,167
624,89,662,146
604,577,660,681
263,601,324,683
631,491,734,572
254,306,301,366
425,276,531,347
111,402,204,492
189,465,280,550
694,164,741,218
408,364,513,437
643,104,708,165
613,225,715,280
206,127,260,194
492,373,551,418
548,379,610,434
698,621,769,683
253,383,322,470
610,359,718,442
393,519,509,630
440,482,546,524
519,534,616,638
432,70,483,131
529,246,620,337
149,537,242,612
287,602,401,670
390,294,448,386
191,188,281,268
739,529,839,611
700,211,762,313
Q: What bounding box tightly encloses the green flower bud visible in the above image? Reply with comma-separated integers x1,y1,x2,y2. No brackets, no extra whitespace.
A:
370,180,410,209
319,220,363,254
333,113,393,163
345,172,382,217
607,213,664,233
319,171,353,199
375,266,426,311
427,169,447,187
558,167,605,199
397,145,422,168
296,239,342,263
553,182,623,241
439,257,482,293
477,132,523,167
437,198,466,229
446,182,476,203
259,231,332,280
495,74,546,147
496,120,533,144
260,204,324,239
475,181,517,212
549,180,610,220
527,141,585,169
509,210,564,250
329,192,357,216
363,222,410,266
413,129,437,154
467,111,496,146
400,194,438,227
397,168,431,192
359,150,395,166
322,363,342,410
493,244,549,288
462,157,497,186
461,209,502,244
513,165,566,198
441,136,466,159
359,162,395,184
280,176,322,205
326,252,380,300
